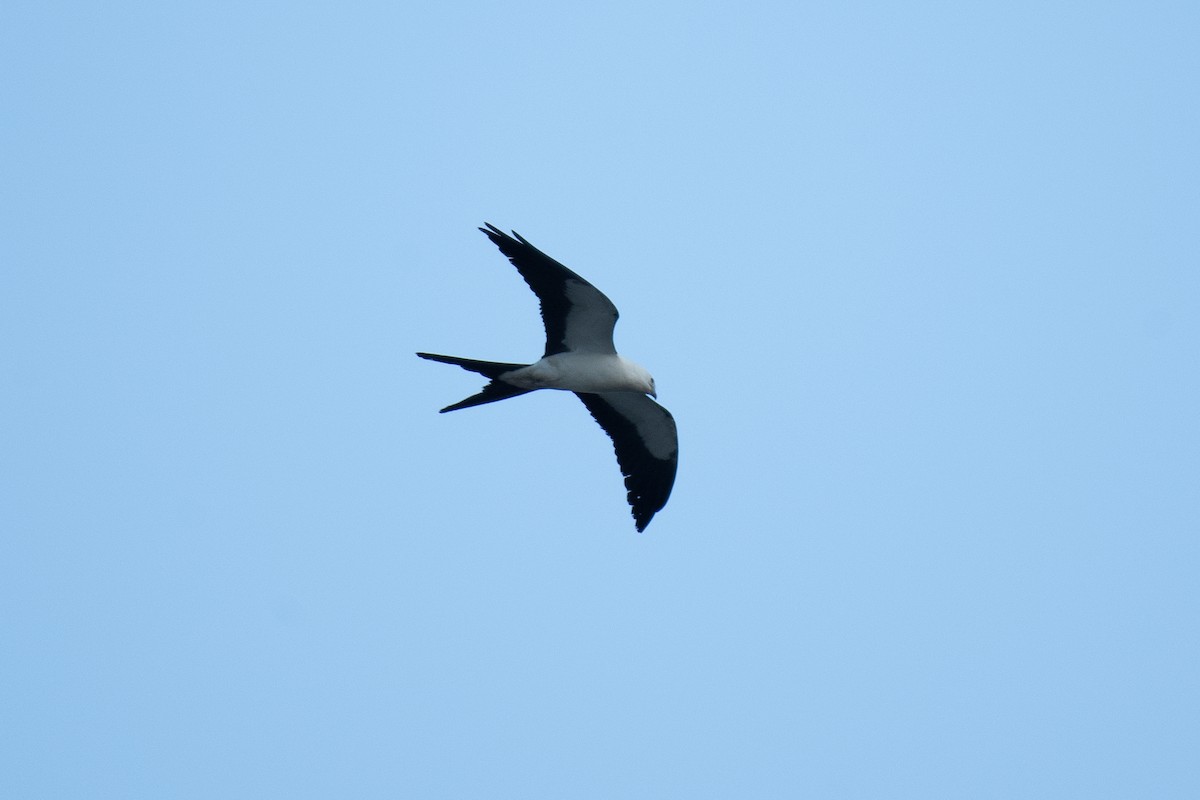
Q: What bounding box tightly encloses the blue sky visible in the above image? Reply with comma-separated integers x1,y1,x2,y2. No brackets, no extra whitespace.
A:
3,2,1198,797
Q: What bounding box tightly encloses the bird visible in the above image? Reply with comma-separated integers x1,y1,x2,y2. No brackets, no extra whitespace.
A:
417,223,678,532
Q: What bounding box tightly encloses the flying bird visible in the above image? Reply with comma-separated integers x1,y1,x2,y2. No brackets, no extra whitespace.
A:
417,224,678,532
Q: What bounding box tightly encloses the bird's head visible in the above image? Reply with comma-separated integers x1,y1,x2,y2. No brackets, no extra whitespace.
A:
623,358,657,398
637,366,657,398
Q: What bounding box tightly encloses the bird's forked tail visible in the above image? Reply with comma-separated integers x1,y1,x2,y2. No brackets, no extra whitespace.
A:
415,352,534,413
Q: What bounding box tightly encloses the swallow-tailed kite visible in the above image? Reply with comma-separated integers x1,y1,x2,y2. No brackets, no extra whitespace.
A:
417,224,678,532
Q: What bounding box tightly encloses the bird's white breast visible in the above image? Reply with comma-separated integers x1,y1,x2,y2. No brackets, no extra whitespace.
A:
503,353,647,393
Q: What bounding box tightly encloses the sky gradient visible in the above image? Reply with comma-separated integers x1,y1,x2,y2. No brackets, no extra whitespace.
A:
3,2,1198,797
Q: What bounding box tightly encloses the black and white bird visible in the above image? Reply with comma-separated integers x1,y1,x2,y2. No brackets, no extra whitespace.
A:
417,224,678,532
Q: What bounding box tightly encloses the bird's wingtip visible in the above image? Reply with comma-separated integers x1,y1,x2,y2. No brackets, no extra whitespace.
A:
479,223,529,246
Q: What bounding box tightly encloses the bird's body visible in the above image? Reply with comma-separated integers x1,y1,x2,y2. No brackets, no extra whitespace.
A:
502,352,655,395
417,224,678,532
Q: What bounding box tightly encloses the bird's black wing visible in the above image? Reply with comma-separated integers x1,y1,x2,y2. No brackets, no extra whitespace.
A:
480,223,619,357
575,391,678,532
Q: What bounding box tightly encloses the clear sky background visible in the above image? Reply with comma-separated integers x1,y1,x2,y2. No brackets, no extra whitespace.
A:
3,2,1198,797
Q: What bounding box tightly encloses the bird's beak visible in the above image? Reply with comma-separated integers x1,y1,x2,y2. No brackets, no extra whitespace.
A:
650,388,658,399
